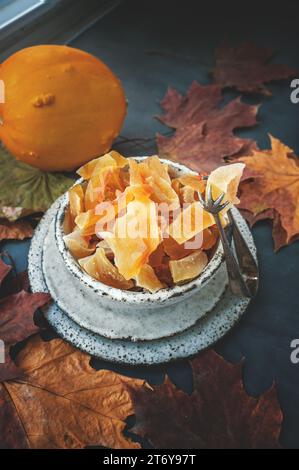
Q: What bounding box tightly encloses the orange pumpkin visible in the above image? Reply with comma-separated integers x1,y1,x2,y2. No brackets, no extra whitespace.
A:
0,45,126,171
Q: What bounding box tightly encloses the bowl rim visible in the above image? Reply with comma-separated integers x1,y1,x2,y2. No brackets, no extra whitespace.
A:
55,157,224,306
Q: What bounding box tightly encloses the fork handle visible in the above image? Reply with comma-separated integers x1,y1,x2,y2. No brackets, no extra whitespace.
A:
227,210,259,297
214,213,252,298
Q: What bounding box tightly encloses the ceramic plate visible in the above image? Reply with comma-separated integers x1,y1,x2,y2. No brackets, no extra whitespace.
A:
28,197,257,365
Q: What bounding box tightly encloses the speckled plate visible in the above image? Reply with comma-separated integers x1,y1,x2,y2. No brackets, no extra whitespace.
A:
42,214,227,341
28,198,257,365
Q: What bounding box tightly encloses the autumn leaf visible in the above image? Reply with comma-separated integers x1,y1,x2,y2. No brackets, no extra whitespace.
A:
0,218,34,241
0,384,29,449
0,258,11,284
157,82,258,173
0,336,145,449
0,145,75,221
0,258,51,382
213,41,297,95
130,350,282,449
238,135,299,250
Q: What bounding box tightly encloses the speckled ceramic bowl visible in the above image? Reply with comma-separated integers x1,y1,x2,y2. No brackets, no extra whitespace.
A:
55,158,224,313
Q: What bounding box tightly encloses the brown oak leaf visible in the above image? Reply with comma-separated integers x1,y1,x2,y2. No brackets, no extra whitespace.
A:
239,135,299,250
130,350,282,449
213,41,297,95
0,336,145,449
0,259,51,382
0,219,34,242
157,82,258,173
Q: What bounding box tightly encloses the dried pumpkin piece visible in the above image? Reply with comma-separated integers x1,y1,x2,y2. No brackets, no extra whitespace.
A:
177,174,206,194
134,264,166,293
100,198,161,280
201,228,218,250
63,229,96,260
96,239,114,260
169,250,208,283
163,236,196,260
78,247,134,289
69,184,85,219
83,160,127,210
171,178,182,198
129,159,151,185
77,151,128,180
124,183,153,202
207,163,245,208
146,175,180,207
148,242,164,268
168,201,214,245
77,189,134,236
154,261,173,286
180,185,196,203
142,155,171,183
129,157,178,206
63,206,75,235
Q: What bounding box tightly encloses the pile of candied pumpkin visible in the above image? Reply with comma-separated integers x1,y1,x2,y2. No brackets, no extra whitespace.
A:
63,152,244,293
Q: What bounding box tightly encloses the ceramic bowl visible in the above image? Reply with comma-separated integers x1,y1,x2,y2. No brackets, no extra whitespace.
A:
55,157,224,313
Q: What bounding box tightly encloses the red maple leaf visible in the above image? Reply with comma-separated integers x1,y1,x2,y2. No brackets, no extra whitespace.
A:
156,82,258,173
129,350,282,449
213,41,297,95
0,258,51,382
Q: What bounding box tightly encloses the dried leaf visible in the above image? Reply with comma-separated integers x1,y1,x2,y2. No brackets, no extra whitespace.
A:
157,82,258,173
0,145,75,221
239,135,299,249
0,259,11,284
0,384,29,449
130,350,282,449
1,336,144,449
0,259,51,382
213,41,297,95
0,219,34,241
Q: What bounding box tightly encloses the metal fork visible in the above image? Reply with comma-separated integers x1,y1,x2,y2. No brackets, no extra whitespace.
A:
197,185,258,298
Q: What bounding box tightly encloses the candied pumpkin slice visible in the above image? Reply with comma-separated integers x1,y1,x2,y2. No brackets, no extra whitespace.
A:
163,236,196,260
135,264,166,293
180,185,196,203
201,228,218,250
77,151,128,179
100,198,161,280
128,159,151,185
69,184,85,219
96,239,114,260
207,163,245,208
169,250,208,283
177,174,206,193
146,175,180,206
84,167,116,210
143,155,171,183
78,247,134,289
168,201,214,245
63,229,95,260
148,242,164,267
63,206,75,235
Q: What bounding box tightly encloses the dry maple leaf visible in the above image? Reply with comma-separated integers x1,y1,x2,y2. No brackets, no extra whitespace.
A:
238,135,299,250
129,350,282,449
157,82,258,173
213,41,297,95
0,336,145,449
0,219,34,242
0,258,51,382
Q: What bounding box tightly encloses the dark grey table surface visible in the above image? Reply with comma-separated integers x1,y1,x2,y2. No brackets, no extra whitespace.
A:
4,0,299,448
